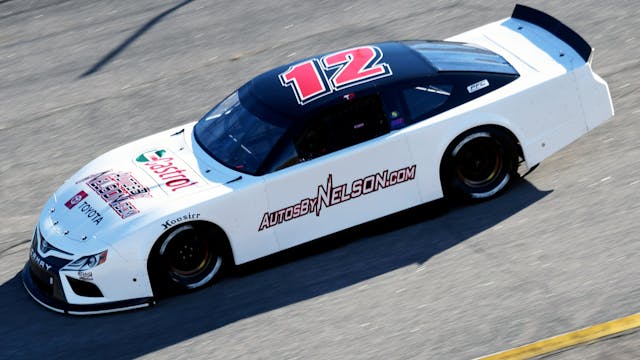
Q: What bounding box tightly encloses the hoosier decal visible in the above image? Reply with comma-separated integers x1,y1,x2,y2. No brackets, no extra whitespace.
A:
161,212,201,230
258,164,416,231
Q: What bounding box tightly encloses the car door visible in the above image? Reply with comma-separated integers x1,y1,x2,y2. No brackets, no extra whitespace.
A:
260,93,422,251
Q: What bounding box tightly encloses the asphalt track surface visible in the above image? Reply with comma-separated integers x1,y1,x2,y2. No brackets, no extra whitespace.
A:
0,0,638,358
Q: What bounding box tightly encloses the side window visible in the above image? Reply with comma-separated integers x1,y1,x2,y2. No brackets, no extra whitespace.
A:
295,94,389,160
402,84,453,121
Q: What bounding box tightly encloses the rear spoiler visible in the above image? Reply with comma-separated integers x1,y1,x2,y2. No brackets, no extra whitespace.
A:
512,4,592,62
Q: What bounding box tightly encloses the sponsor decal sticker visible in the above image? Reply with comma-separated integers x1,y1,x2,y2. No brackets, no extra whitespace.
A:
77,171,151,219
65,190,88,209
258,164,416,231
77,200,104,225
136,149,200,192
136,150,166,163
161,212,201,230
467,79,489,93
78,271,93,281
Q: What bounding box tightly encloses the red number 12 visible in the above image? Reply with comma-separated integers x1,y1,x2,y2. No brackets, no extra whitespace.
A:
279,46,392,105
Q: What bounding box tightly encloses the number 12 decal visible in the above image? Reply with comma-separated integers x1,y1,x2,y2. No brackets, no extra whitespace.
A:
279,46,392,105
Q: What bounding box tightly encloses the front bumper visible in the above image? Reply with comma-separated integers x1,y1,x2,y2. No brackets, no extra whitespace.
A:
22,262,154,315
23,225,154,315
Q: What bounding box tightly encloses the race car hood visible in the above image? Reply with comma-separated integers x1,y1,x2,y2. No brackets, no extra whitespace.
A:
44,124,241,245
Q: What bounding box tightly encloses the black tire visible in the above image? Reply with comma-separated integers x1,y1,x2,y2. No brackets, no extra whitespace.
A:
441,127,519,202
149,222,229,296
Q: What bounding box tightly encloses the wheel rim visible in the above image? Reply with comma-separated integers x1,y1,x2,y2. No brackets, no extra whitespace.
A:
161,225,219,283
455,136,504,188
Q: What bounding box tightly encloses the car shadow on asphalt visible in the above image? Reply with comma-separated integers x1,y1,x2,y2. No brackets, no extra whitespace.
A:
79,0,195,77
0,179,551,359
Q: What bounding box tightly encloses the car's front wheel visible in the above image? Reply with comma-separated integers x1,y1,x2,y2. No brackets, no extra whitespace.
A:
441,127,519,201
149,223,229,295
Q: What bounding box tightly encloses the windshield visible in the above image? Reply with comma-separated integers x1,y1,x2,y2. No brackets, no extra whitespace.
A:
194,92,287,174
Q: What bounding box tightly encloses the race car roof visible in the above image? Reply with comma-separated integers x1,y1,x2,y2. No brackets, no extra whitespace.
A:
239,41,516,120
239,41,435,119
405,41,518,74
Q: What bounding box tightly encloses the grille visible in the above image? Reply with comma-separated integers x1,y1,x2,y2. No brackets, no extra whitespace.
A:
29,262,54,297
29,227,73,301
38,229,73,258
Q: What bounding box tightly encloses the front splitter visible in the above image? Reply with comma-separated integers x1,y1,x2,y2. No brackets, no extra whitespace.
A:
22,264,155,315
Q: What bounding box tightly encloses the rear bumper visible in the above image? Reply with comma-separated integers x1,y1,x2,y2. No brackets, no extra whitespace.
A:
22,263,154,315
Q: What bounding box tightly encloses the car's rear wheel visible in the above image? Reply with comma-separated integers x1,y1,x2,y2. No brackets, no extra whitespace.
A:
441,127,519,201
149,223,229,295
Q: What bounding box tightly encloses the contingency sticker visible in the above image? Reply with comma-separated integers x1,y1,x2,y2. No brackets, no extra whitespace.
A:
467,79,489,93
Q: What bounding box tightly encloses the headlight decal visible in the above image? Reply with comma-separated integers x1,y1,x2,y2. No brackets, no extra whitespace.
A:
63,250,108,271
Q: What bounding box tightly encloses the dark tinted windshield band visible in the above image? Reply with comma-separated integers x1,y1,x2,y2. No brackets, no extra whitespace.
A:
239,84,293,128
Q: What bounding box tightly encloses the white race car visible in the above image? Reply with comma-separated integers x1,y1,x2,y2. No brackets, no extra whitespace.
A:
23,5,613,314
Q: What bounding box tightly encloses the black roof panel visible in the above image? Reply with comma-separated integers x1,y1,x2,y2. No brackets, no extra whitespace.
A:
240,42,436,119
